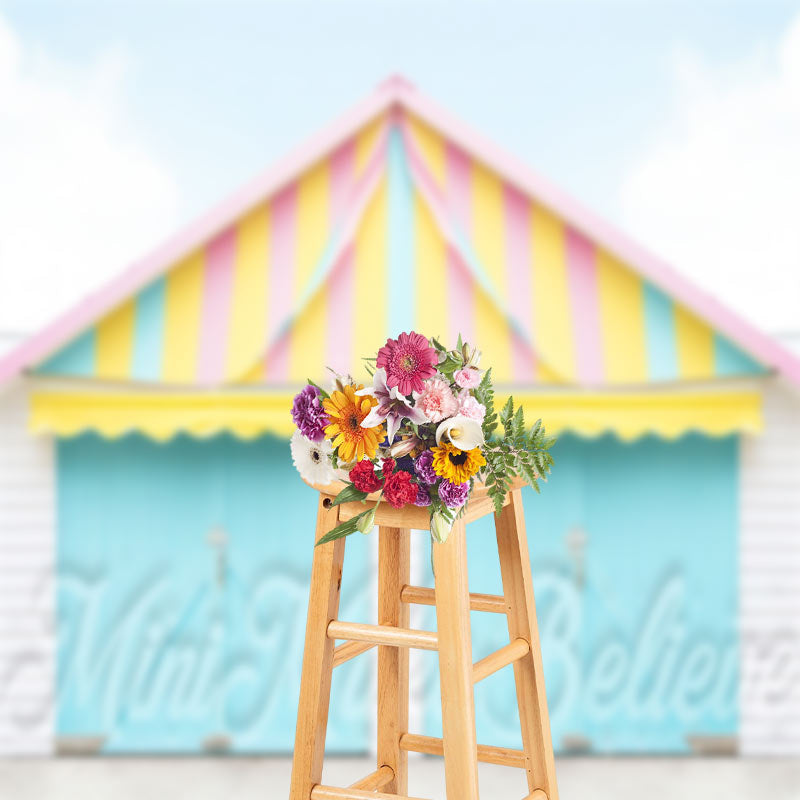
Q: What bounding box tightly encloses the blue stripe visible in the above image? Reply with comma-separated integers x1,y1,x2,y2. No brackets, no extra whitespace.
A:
132,278,166,381
713,333,766,376
36,329,96,376
643,284,678,381
387,128,414,337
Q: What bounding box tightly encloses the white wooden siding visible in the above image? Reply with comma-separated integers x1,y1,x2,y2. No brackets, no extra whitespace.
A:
0,380,55,755
740,377,800,756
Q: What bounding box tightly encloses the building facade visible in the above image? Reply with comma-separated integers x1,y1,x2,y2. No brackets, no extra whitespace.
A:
1,77,799,756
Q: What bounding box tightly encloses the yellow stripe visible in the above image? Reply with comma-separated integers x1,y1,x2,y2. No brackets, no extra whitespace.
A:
675,305,714,379
355,114,384,173
96,300,135,380
293,160,330,297
596,250,647,383
407,115,445,185
353,176,388,379
290,159,330,382
291,287,328,383
472,162,511,381
531,205,574,382
226,204,270,380
414,189,447,339
163,250,204,383
30,390,763,443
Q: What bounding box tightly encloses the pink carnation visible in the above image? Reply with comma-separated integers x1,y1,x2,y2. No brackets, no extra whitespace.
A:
457,393,486,423
376,331,438,396
454,368,482,389
416,378,458,423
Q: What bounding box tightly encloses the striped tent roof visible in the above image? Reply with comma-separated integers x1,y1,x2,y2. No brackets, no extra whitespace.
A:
3,77,798,439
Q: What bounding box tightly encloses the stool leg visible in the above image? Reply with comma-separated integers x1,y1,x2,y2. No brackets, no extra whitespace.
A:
495,489,559,800
433,519,480,800
377,526,410,794
289,497,346,800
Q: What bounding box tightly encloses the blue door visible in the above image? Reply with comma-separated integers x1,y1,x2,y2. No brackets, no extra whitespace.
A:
424,433,739,754
56,433,371,753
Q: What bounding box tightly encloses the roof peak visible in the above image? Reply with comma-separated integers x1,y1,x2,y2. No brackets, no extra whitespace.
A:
377,74,416,96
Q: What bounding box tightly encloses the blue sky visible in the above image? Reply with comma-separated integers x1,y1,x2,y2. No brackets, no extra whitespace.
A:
1,1,799,336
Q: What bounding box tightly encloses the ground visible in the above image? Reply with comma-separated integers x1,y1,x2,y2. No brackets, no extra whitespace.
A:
1,756,799,799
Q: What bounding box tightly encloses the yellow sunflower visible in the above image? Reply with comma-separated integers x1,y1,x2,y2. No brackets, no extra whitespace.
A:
323,384,383,462
431,443,486,484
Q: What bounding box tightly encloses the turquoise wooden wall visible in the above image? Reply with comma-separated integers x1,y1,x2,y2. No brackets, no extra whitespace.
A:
56,432,738,753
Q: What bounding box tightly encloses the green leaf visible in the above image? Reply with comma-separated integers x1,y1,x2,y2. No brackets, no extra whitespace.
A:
330,484,369,506
306,379,330,399
315,510,372,545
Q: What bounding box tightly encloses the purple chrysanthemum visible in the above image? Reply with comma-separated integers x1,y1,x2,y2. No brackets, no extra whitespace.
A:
291,384,329,442
438,479,470,508
414,485,432,507
414,450,437,485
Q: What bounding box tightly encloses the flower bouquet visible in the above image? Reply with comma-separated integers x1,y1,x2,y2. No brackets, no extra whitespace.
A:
290,332,555,545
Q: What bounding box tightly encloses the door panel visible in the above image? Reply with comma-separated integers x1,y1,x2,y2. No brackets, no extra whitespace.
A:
423,433,739,753
56,433,370,753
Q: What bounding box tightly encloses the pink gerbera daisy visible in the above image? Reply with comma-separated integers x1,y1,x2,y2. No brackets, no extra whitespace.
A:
376,332,438,395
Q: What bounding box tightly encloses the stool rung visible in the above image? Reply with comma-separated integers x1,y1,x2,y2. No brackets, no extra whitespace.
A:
348,765,394,790
332,640,376,668
311,786,430,800
328,620,438,651
524,792,548,800
473,637,530,683
400,584,507,614
399,733,527,768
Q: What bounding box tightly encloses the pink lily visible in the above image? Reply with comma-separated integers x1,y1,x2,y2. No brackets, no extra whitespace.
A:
356,368,428,443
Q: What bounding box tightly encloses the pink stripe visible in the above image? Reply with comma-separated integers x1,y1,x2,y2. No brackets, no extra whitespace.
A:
330,139,356,227
445,142,472,232
265,330,290,383
504,185,535,381
264,184,297,381
566,227,603,384
447,247,475,346
198,228,236,384
325,245,355,375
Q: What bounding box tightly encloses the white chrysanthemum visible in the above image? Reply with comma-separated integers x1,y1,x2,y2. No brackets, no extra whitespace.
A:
290,430,336,484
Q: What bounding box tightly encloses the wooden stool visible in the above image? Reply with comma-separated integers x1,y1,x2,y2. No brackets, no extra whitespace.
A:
289,479,559,800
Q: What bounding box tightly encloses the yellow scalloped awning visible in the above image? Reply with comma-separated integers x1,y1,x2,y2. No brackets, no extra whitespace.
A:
29,390,763,442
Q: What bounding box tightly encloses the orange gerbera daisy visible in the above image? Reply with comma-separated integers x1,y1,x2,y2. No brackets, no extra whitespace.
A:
323,384,383,462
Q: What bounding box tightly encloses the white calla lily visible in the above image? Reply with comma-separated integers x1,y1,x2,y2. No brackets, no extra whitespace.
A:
435,415,485,450
430,511,453,544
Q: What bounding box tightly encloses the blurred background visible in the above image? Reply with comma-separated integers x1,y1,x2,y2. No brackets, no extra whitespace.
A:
1,1,799,798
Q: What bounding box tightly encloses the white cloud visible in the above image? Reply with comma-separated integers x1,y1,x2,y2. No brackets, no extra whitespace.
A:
620,16,800,335
0,15,179,335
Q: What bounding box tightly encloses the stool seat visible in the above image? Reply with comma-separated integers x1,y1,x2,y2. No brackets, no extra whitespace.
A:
289,482,559,800
302,476,527,530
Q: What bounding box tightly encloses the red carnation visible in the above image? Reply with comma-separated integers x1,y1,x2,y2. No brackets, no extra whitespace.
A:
381,457,396,479
383,470,418,509
349,459,384,493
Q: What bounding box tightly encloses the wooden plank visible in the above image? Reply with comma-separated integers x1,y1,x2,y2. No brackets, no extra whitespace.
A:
349,765,394,791
332,640,375,668
399,733,527,768
495,489,559,799
336,498,431,529
400,584,507,614
288,496,346,800
327,621,438,651
322,476,524,530
433,519,480,799
378,526,411,794
472,638,530,684
311,786,430,800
